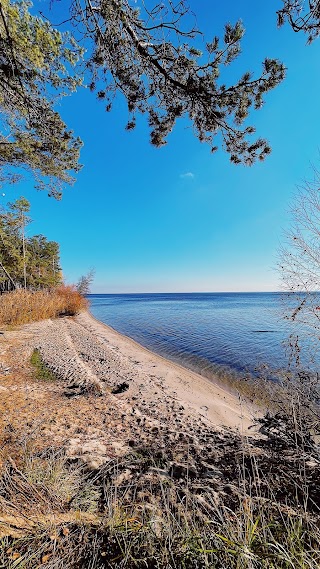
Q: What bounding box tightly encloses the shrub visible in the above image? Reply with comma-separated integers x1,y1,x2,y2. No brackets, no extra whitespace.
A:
0,286,88,326
54,285,88,316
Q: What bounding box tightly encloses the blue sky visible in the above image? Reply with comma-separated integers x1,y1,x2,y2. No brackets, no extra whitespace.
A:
6,0,320,292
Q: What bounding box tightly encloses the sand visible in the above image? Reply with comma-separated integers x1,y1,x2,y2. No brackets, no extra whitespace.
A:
0,310,257,471
78,311,254,431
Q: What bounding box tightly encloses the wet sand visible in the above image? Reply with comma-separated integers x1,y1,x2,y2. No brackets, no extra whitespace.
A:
78,311,254,431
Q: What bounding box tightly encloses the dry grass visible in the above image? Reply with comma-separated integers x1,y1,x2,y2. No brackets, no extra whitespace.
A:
0,442,319,569
0,286,88,326
0,353,319,568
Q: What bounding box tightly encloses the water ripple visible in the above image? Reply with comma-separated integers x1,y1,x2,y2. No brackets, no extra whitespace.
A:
89,292,317,379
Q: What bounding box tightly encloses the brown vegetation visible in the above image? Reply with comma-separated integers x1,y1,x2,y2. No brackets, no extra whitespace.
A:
0,420,319,568
0,286,88,326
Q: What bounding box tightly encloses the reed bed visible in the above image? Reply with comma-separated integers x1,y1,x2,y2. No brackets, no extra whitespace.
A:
0,286,88,326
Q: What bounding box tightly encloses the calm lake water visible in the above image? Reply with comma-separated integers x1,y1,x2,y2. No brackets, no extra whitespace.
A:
88,292,317,380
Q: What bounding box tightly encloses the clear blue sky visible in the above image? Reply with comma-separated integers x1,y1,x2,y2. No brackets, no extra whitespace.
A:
6,0,320,292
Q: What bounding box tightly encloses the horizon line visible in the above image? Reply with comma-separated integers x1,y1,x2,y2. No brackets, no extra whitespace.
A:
88,290,286,295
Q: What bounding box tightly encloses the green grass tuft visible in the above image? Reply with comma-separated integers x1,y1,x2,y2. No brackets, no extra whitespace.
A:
30,349,56,382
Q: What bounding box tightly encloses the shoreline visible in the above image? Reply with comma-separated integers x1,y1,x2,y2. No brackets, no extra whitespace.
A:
0,309,257,473
87,309,237,387
78,310,255,431
88,309,245,396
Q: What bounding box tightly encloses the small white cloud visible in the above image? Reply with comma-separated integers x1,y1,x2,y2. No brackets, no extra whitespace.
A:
180,172,195,179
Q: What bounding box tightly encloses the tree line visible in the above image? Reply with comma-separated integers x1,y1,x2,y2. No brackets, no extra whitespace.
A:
0,197,61,292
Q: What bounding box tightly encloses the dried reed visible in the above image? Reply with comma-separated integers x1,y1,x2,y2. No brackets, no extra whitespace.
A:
0,286,88,326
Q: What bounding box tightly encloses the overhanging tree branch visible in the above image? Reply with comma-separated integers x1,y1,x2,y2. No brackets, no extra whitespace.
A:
72,0,285,164
278,0,320,42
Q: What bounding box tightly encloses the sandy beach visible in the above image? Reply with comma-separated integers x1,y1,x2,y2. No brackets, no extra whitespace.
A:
0,310,255,471
80,311,254,430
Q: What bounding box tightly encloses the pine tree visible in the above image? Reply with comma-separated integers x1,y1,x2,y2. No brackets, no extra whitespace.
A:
0,0,289,194
69,0,285,164
278,1,320,42
8,196,30,288
0,197,62,289
0,0,83,198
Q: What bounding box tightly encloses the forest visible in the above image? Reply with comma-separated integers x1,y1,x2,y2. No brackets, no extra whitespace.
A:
0,197,61,292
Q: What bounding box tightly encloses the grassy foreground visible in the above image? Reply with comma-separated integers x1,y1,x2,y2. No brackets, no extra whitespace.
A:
0,420,319,569
0,287,88,326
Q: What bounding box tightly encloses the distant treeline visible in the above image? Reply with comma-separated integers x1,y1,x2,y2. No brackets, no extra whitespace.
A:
0,197,61,292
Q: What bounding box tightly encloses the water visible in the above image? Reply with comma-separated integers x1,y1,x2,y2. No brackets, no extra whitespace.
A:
88,292,316,380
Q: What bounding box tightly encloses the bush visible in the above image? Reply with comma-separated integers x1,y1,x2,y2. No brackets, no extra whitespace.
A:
54,285,88,316
0,286,88,326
